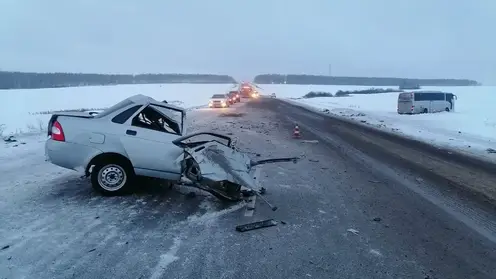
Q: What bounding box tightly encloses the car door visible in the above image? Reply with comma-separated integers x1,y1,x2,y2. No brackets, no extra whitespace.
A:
120,104,184,180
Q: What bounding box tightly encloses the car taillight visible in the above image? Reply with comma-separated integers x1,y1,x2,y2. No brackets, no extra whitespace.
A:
51,121,65,141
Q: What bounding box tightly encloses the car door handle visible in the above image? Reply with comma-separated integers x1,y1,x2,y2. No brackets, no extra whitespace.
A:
126,130,137,136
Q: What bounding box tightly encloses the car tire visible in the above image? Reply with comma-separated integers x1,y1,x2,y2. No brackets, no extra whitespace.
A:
445,107,450,112
91,160,135,196
423,108,428,114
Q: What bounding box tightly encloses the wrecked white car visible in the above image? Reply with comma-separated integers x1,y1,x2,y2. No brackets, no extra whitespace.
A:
45,94,298,203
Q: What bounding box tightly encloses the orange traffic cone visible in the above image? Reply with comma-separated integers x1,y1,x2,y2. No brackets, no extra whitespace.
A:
293,125,301,138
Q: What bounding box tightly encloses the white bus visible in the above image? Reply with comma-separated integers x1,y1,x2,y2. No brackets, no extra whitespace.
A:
397,91,457,114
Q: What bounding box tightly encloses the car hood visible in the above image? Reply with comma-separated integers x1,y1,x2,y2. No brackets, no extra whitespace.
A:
175,132,299,201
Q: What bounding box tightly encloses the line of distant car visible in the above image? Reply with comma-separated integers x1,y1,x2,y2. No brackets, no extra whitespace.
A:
208,89,261,108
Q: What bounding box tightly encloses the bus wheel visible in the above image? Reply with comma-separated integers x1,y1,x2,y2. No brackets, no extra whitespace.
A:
445,107,450,112
423,108,428,114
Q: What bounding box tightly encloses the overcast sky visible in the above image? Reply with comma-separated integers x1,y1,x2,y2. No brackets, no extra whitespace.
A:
0,0,494,83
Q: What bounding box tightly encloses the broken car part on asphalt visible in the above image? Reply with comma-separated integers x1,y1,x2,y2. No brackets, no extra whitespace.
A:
172,132,300,209
235,219,278,232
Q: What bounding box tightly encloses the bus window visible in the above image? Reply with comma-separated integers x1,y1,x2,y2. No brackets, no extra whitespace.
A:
432,93,445,100
415,92,445,101
414,93,425,101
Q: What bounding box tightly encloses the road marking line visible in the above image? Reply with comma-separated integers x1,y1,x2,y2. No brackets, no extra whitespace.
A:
244,167,261,217
244,195,257,217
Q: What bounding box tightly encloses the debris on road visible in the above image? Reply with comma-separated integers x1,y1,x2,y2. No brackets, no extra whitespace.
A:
256,192,278,211
373,217,382,222
3,135,17,143
302,140,319,144
219,112,245,117
346,228,359,235
368,180,380,183
235,219,278,232
487,148,496,154
259,187,266,195
241,189,255,197
250,157,299,167
1,245,10,250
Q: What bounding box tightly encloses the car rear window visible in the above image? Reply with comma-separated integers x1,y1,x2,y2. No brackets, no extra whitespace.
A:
212,94,226,98
94,99,133,118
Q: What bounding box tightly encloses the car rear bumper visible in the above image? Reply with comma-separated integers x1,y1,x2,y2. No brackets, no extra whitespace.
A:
45,139,103,173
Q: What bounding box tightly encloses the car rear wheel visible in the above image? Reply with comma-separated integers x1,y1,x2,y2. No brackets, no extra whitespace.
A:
91,161,134,196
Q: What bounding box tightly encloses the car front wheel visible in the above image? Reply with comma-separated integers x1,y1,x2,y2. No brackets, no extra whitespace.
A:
91,161,134,196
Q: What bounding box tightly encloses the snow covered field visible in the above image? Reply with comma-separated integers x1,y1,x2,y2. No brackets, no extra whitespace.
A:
260,84,496,162
1,82,495,162
0,83,237,136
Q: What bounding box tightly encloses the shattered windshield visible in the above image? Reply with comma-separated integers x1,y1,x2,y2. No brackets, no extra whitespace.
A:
150,104,183,133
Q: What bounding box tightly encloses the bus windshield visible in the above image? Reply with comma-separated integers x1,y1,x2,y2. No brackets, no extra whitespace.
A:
398,93,413,101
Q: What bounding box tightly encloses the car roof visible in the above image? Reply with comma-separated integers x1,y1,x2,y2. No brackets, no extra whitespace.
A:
127,94,185,111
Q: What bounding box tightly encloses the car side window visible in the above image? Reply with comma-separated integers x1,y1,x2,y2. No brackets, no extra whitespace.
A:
131,106,181,135
111,105,142,124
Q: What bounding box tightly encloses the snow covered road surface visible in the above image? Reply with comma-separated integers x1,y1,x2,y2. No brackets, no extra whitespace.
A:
1,98,496,279
261,84,496,163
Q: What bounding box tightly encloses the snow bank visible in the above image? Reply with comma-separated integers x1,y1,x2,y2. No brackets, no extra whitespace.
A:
0,83,236,135
260,84,496,162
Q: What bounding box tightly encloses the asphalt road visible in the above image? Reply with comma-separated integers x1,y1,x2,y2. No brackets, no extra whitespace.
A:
1,97,496,279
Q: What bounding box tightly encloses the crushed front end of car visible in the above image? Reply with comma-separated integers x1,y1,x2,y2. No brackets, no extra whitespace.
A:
172,132,299,203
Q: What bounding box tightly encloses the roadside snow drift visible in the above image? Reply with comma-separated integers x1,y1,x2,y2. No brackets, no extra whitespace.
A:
260,84,496,162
